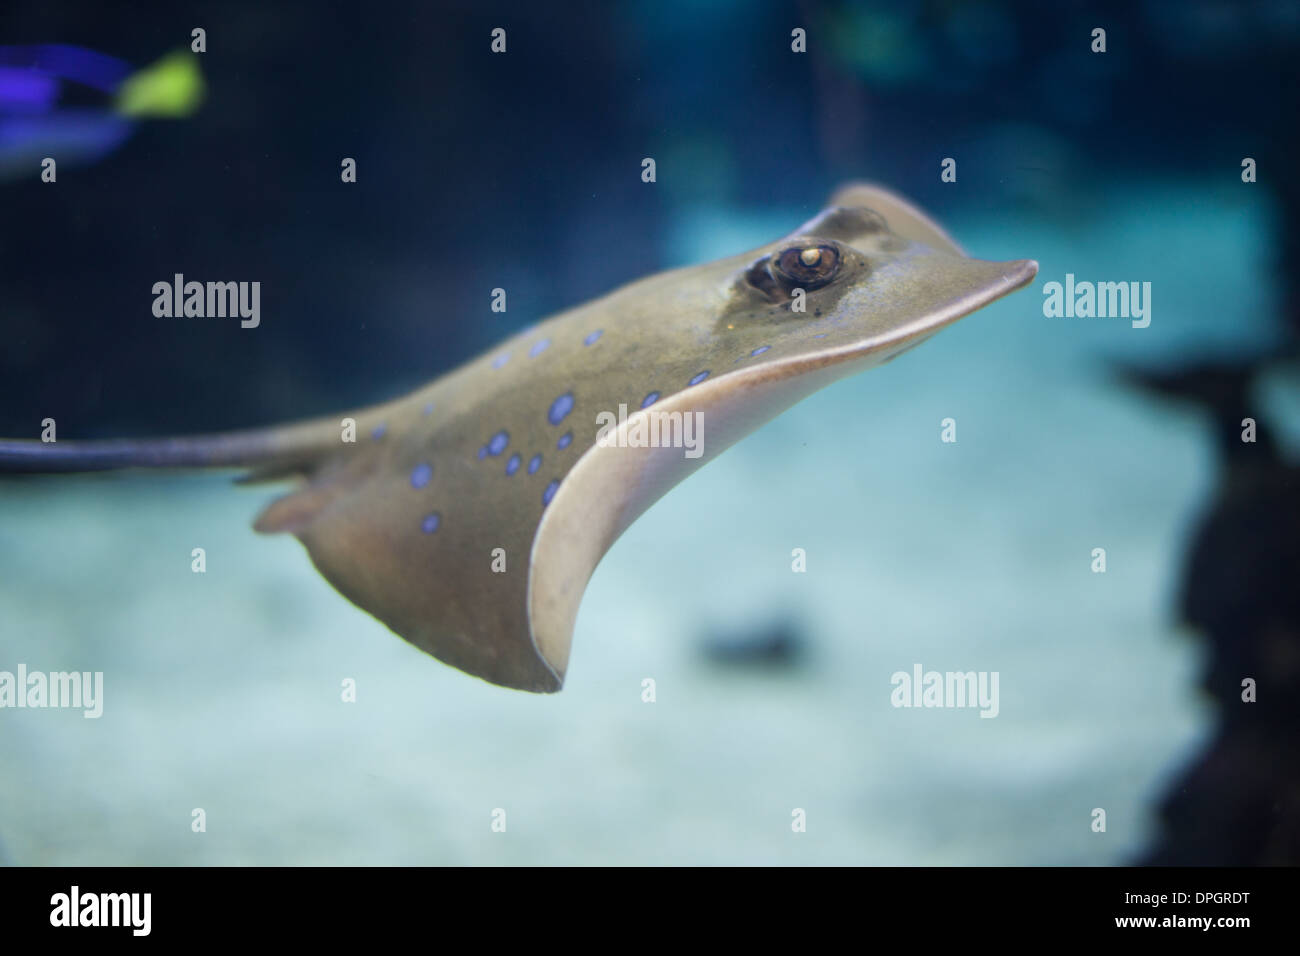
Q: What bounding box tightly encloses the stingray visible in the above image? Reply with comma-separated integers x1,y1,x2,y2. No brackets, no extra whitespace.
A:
0,184,1037,692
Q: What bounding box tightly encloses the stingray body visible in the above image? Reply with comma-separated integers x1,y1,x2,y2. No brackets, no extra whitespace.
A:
0,185,1037,692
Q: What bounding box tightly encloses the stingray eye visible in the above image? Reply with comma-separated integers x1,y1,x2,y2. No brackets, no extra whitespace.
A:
773,243,840,288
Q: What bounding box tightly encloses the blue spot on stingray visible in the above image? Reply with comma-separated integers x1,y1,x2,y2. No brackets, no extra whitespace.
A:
543,480,559,507
477,445,488,460
492,352,510,369
423,402,435,415
688,370,710,386
421,513,441,534
584,330,603,346
410,462,433,488
371,423,387,439
487,429,510,456
529,338,551,357
557,431,572,450
548,392,574,426
812,333,827,339
528,454,542,475
641,391,660,408
505,453,521,476
751,345,770,356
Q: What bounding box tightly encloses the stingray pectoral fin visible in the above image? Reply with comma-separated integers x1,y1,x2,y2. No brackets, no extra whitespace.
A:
528,252,1038,680
268,483,566,693
828,182,967,257
527,364,841,678
249,410,567,693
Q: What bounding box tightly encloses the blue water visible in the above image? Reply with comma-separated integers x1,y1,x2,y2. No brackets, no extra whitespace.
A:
2,177,1280,863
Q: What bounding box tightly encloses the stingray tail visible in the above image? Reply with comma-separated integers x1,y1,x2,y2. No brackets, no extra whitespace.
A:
0,417,344,476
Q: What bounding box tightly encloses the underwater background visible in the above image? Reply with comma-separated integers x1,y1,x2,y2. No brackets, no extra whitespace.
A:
1,0,1297,864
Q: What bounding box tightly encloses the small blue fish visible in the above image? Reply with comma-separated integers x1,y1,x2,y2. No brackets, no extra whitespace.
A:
0,44,203,180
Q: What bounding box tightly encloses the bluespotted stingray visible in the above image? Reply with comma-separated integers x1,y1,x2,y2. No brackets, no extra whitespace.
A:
0,185,1037,692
